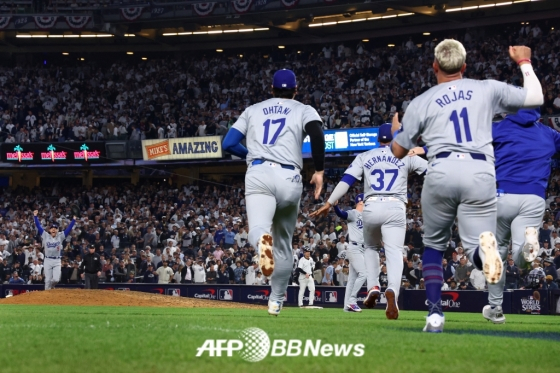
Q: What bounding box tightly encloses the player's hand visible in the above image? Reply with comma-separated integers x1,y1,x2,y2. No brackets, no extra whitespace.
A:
309,201,332,219
391,112,401,136
408,147,426,157
310,171,324,200
33,210,38,217
97,271,101,277
509,46,531,64
81,273,84,279
305,274,309,278
333,200,339,206
73,216,77,221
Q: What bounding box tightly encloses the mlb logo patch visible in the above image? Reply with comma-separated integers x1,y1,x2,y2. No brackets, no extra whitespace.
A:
167,289,181,297
219,289,233,300
448,85,457,90
325,291,338,303
455,154,466,159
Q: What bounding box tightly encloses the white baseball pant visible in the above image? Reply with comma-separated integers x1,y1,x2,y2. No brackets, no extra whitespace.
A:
298,274,315,306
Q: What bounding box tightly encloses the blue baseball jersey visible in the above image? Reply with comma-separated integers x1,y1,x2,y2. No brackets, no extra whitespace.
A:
493,110,560,199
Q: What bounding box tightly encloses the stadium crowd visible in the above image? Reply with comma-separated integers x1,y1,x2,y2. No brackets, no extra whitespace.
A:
0,21,560,144
0,171,558,291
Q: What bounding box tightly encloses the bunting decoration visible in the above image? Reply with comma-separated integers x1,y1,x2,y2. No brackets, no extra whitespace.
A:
65,16,91,30
34,16,58,30
193,3,216,16
121,7,144,21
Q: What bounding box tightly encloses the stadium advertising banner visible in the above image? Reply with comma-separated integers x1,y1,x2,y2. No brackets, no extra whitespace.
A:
302,127,379,153
1,142,106,164
141,136,223,161
0,284,552,314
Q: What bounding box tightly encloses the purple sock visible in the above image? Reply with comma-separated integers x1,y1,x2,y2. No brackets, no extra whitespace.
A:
422,247,444,316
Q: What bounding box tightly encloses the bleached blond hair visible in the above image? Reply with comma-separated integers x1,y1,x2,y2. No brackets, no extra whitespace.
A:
434,39,467,74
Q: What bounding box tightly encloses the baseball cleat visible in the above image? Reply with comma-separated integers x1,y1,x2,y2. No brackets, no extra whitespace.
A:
479,231,503,284
482,305,506,324
522,227,539,263
423,313,445,333
258,233,274,277
345,304,362,312
385,289,399,320
268,300,282,316
363,286,380,309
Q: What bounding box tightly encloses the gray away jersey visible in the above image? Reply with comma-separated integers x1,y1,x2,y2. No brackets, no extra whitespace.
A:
346,209,364,245
41,231,68,257
344,146,428,204
395,79,527,163
232,98,321,169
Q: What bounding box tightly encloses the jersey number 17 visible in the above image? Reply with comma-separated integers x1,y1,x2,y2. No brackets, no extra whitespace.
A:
262,118,286,145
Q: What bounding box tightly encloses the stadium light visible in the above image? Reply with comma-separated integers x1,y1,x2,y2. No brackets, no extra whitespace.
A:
388,44,395,47
163,32,178,36
124,34,135,37
362,39,369,42
80,58,85,61
423,32,430,35
278,46,285,49
62,52,69,55
16,35,32,38
142,57,147,60
216,49,223,52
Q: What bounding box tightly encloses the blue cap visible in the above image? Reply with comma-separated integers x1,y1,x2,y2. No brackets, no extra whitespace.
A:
273,69,297,89
50,222,59,229
355,194,364,204
379,124,393,142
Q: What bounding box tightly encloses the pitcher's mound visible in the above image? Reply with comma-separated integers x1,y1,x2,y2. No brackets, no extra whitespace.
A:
0,289,264,309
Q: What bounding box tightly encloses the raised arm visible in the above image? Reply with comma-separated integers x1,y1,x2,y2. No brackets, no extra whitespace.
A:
63,217,77,237
33,210,44,235
509,46,543,108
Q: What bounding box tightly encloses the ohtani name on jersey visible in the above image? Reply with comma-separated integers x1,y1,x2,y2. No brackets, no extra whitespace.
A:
363,155,405,169
435,90,473,108
262,106,291,115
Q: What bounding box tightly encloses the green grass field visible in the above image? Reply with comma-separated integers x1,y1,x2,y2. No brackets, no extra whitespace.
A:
0,305,559,373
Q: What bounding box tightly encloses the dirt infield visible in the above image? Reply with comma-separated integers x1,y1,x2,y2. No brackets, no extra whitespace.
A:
0,289,265,309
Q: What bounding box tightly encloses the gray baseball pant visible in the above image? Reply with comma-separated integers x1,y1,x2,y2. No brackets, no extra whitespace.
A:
363,199,406,297
245,163,302,303
344,243,366,306
488,193,544,307
44,258,61,290
421,158,496,266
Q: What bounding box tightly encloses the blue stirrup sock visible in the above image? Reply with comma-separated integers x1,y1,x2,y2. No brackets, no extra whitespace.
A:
422,247,444,316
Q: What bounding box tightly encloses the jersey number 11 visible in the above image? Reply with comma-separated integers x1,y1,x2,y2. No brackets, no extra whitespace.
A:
450,107,472,143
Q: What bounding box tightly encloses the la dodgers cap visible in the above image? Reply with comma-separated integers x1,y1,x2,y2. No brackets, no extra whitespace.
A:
379,123,393,142
355,194,364,204
273,69,297,89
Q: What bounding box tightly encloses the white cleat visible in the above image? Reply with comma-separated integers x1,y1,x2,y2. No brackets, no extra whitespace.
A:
423,313,445,333
482,305,506,324
522,227,539,263
268,300,282,316
479,232,503,284
258,233,274,277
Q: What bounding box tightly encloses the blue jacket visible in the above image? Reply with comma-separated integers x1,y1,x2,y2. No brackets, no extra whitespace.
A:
493,109,560,199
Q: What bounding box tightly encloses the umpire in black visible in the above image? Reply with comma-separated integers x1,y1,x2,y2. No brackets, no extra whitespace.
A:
80,244,102,289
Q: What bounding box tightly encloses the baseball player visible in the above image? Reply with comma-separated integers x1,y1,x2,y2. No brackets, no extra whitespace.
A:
33,210,76,290
297,246,315,307
390,40,543,332
312,124,427,319
482,108,560,323
334,194,366,312
222,69,325,316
